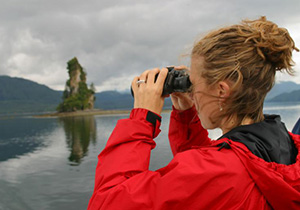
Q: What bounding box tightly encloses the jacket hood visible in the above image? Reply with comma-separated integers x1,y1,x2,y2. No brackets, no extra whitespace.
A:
217,115,300,209
219,114,298,165
227,134,300,209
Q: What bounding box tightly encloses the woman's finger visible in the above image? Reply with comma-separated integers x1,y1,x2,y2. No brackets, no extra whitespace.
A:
147,68,160,84
174,65,189,70
139,70,150,83
155,68,168,87
131,76,140,94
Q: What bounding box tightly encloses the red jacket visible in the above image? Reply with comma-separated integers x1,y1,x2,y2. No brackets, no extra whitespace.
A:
88,107,300,209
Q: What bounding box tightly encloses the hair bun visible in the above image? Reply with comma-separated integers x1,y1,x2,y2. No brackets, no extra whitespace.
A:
243,16,299,71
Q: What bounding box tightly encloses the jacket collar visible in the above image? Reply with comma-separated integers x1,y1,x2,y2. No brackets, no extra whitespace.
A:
218,115,298,165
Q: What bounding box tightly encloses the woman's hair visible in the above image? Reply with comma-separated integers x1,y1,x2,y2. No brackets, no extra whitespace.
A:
192,16,299,126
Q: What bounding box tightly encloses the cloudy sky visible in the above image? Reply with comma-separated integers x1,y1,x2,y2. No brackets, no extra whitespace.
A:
1,0,300,92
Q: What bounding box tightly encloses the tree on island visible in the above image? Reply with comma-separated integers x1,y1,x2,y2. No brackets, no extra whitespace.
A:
57,57,95,112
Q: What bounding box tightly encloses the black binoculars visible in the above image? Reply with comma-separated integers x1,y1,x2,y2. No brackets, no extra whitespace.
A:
131,67,191,97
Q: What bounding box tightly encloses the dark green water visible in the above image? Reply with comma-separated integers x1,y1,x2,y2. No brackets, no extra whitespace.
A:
0,102,299,210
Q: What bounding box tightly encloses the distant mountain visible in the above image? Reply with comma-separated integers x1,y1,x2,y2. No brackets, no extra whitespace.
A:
94,91,172,110
269,89,300,102
266,81,300,101
0,75,62,114
94,91,133,110
0,75,299,115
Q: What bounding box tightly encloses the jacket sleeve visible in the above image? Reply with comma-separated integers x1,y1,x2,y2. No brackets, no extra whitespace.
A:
88,108,160,209
168,106,212,156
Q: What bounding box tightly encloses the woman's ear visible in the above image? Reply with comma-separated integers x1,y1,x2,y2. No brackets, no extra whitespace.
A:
218,81,231,101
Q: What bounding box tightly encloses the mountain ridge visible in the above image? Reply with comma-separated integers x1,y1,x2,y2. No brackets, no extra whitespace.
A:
0,75,299,114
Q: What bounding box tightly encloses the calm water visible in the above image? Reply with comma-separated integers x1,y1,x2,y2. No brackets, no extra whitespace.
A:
0,102,300,210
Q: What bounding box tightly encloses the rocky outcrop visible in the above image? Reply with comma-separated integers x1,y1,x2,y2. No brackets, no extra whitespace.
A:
69,67,81,95
57,57,95,112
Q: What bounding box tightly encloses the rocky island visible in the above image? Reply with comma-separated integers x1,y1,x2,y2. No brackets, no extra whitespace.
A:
35,57,130,118
57,57,95,112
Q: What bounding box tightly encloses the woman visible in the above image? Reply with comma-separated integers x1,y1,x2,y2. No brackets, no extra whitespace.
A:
88,17,300,209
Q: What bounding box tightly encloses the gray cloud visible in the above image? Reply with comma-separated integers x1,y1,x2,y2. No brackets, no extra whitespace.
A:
1,0,300,91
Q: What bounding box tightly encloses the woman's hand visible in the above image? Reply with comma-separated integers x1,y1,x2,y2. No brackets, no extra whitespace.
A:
131,68,168,115
170,92,194,111
170,65,194,111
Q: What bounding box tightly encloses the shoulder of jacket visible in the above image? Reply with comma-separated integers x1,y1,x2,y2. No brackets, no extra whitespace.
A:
173,141,246,170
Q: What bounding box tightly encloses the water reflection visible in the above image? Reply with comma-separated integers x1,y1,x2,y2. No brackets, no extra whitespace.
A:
0,117,57,162
59,116,97,165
